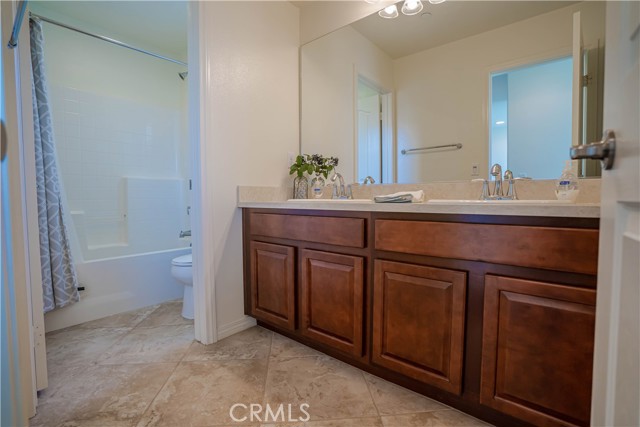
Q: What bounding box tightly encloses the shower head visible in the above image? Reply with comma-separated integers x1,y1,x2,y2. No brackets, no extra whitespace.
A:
178,71,188,80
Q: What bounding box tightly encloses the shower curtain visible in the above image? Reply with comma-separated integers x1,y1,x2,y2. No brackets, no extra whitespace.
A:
30,18,80,312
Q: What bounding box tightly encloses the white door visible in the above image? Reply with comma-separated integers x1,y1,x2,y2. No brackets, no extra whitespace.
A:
589,2,640,426
357,94,381,183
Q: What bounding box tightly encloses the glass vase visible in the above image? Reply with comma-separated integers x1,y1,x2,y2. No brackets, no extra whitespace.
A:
293,176,309,199
310,173,325,198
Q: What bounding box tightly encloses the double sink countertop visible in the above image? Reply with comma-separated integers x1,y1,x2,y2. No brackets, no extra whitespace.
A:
237,181,601,218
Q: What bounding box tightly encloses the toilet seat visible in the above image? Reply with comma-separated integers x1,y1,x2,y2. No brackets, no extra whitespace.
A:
172,254,192,267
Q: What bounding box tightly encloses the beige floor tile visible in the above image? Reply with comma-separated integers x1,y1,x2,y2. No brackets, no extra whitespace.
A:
264,356,378,422
136,301,192,327
46,327,132,369
79,305,160,329
381,409,492,427
305,417,383,427
185,326,272,361
136,359,268,426
269,332,323,360
99,324,194,364
30,363,176,427
363,372,449,415
261,419,383,427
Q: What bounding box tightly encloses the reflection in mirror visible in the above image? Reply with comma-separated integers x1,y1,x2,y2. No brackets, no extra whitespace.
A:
489,56,573,179
300,1,605,184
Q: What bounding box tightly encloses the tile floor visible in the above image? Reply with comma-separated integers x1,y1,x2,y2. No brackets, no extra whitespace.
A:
31,301,491,427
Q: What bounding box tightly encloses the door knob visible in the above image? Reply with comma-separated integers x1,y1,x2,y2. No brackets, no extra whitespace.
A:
570,129,616,170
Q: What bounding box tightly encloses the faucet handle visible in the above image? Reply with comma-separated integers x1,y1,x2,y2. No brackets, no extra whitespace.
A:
472,178,490,200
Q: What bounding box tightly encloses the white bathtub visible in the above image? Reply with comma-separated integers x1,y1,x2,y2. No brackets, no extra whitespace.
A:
44,247,191,332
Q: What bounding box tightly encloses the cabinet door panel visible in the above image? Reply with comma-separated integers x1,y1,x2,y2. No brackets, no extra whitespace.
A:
300,250,364,356
372,260,466,394
250,241,296,330
481,275,596,427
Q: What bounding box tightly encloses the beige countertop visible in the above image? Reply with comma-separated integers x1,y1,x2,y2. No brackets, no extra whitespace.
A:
238,199,600,218
237,183,601,218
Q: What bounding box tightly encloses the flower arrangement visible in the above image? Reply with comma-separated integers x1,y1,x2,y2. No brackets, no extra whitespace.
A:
289,154,339,179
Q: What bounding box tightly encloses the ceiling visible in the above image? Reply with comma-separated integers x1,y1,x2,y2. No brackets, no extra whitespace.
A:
348,1,578,59
29,1,187,62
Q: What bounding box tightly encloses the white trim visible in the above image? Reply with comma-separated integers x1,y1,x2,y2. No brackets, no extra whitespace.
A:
15,9,48,392
2,0,37,418
189,2,217,345
217,316,257,341
381,92,394,184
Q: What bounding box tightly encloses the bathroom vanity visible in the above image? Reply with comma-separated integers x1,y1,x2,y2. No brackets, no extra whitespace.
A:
241,202,599,427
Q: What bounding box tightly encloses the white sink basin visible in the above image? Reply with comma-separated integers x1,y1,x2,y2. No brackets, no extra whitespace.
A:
427,199,574,204
286,199,372,203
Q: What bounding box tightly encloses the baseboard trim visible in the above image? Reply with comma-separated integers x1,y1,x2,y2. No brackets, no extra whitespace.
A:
217,316,257,340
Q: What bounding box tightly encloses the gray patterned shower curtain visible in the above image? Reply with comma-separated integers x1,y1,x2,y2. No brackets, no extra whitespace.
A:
30,18,80,312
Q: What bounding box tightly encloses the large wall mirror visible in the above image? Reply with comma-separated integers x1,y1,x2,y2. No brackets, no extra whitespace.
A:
300,1,605,184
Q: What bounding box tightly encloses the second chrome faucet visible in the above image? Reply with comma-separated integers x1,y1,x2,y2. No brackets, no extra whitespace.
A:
477,163,520,200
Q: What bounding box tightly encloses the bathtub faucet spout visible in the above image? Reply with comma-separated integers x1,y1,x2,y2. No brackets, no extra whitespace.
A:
179,230,191,238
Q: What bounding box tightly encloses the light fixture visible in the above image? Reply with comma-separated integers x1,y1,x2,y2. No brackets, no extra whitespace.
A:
378,4,399,19
377,0,443,19
401,0,423,16
364,0,382,4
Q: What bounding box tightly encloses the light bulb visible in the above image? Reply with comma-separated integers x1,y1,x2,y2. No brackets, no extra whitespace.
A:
401,0,423,15
378,4,399,19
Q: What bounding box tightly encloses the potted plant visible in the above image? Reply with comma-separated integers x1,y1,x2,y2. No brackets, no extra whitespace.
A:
289,154,339,199
289,154,313,199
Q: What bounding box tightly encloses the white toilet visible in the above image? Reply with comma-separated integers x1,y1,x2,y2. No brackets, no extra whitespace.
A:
171,253,194,319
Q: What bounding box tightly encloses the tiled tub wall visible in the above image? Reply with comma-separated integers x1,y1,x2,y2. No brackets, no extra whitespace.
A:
51,86,190,260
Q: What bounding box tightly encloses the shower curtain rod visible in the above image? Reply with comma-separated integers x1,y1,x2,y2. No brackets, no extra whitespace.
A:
7,0,28,48
29,12,187,67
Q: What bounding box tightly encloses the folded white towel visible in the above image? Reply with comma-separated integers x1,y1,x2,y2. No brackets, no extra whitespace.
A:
375,190,424,203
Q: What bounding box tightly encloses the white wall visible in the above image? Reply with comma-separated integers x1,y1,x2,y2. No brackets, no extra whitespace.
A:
301,25,393,184
200,1,300,338
394,1,605,183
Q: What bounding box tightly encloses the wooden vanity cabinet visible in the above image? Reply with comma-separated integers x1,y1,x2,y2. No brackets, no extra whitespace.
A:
300,249,364,356
243,210,369,358
249,241,296,330
243,208,600,427
480,275,596,427
372,260,466,394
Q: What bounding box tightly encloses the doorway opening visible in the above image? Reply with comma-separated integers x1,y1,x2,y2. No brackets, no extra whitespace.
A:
356,76,393,183
489,56,573,179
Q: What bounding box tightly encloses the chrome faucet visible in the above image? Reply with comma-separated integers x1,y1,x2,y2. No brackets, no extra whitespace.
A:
503,170,517,200
490,163,503,197
330,172,352,199
477,166,528,200
362,176,376,185
179,230,191,238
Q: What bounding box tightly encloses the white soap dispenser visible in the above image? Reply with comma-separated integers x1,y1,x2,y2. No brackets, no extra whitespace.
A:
555,160,580,202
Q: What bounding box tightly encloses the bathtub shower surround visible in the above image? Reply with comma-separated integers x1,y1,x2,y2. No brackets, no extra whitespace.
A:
30,18,79,312
52,87,190,260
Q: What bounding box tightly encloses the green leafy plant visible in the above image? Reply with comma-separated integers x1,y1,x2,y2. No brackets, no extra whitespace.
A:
289,154,339,179
289,154,339,178
289,155,314,178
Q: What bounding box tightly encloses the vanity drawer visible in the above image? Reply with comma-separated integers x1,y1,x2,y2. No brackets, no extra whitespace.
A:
249,213,366,248
374,220,598,275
